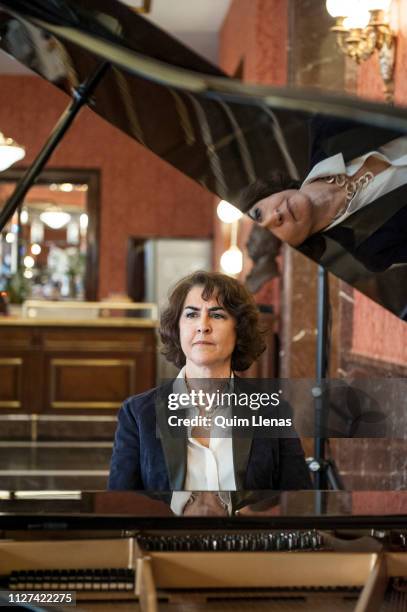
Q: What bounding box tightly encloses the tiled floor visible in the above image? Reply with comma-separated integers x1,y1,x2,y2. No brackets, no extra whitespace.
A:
0,441,112,490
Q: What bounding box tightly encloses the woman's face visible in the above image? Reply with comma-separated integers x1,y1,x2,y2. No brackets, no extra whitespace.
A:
179,285,237,371
251,189,314,246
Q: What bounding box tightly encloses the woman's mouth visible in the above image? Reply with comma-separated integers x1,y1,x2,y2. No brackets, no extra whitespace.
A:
286,199,297,221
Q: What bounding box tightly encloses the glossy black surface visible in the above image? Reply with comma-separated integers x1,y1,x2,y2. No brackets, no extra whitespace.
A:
1,491,407,530
0,0,406,317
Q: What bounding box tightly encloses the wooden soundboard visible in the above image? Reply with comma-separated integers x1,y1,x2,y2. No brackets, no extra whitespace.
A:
1,536,407,611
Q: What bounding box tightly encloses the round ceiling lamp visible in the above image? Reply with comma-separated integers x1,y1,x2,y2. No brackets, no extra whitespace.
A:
40,207,71,230
216,200,243,224
220,246,243,275
0,132,25,172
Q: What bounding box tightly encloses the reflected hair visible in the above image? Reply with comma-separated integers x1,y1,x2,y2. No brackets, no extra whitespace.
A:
237,171,301,213
159,270,266,372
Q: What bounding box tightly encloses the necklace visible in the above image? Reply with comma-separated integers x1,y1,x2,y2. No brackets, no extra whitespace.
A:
185,376,216,417
323,171,374,220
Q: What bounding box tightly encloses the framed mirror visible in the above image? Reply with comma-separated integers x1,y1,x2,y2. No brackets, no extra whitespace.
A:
0,168,100,301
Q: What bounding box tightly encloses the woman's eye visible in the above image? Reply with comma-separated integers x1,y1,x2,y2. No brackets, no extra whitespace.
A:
212,313,225,319
185,311,197,318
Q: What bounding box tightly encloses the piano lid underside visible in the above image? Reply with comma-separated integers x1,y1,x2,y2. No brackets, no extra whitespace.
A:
0,0,406,319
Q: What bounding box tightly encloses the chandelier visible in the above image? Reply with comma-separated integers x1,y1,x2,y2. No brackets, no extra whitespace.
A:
40,206,71,230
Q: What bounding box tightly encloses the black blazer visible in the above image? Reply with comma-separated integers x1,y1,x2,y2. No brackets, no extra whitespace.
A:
301,117,407,272
108,380,312,491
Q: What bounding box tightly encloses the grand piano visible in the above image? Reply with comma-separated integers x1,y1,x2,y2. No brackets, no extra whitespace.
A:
0,1,406,610
0,490,407,610
0,0,406,318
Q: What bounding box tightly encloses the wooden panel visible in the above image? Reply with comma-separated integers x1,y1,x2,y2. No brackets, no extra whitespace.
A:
0,538,132,573
42,327,156,353
149,552,377,589
0,324,156,414
0,357,23,408
49,358,136,409
0,328,36,350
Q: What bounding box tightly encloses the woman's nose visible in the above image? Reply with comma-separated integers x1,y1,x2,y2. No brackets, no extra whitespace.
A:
269,207,283,227
197,316,211,333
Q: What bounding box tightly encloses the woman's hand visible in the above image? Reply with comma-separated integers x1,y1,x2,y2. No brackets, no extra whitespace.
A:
183,492,228,516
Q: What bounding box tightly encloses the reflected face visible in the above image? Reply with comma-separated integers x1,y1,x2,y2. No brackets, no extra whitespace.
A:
254,189,314,246
179,285,236,370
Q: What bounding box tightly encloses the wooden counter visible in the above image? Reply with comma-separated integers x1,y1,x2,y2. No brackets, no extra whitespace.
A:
0,316,157,415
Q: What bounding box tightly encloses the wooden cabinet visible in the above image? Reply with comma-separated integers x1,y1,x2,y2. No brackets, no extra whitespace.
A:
0,321,156,415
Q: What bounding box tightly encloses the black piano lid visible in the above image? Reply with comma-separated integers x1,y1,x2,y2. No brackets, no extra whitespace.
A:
1,490,407,530
0,0,406,318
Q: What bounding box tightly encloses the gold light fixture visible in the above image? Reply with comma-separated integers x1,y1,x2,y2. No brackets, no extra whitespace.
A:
121,0,152,14
326,0,396,102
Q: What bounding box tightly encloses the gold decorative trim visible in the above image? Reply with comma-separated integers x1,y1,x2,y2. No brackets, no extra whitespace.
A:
0,358,23,365
51,402,122,410
131,0,152,13
0,318,157,328
22,299,158,317
0,358,22,409
49,358,135,410
51,358,135,367
43,341,148,352
0,401,20,409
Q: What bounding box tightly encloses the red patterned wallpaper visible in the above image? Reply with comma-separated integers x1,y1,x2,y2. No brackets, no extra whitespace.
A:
217,0,288,314
352,0,407,365
0,76,214,298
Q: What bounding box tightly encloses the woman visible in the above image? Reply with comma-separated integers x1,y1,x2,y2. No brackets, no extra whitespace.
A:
108,271,311,512
241,125,407,272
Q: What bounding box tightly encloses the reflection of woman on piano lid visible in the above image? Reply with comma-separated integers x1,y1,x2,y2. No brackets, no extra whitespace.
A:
108,271,311,514
243,129,407,273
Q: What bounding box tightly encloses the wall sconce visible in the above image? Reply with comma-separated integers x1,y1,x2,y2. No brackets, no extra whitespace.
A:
120,0,152,14
217,200,243,275
326,0,396,101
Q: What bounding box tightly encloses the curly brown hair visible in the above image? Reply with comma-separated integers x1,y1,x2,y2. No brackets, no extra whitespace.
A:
159,270,266,372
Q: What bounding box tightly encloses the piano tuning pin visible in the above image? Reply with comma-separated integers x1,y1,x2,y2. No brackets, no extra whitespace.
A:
134,529,326,553
287,533,293,550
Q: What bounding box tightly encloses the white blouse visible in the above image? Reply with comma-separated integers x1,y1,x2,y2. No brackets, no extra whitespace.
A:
301,136,407,230
170,366,236,515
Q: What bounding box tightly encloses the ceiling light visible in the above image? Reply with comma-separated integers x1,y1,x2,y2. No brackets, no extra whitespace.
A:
0,132,25,172
24,255,35,268
5,232,15,243
31,243,41,255
60,183,73,192
40,208,71,229
23,269,33,279
220,246,243,275
20,209,29,224
217,200,243,224
79,213,89,230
